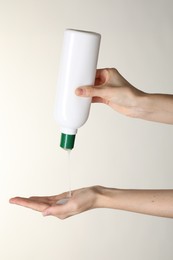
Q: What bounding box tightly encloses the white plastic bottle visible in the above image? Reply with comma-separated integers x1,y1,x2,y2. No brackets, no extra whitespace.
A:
55,29,101,149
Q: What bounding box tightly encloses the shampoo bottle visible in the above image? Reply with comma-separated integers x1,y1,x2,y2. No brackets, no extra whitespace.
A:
55,29,101,150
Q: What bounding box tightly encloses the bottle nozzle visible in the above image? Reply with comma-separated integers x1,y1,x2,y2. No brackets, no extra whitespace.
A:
60,133,76,150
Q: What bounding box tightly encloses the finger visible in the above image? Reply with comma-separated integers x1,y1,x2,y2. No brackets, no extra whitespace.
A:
47,191,71,204
95,69,109,85
42,204,68,219
9,197,48,212
76,84,115,101
10,196,49,205
28,195,58,204
75,69,109,97
92,97,108,104
75,86,104,98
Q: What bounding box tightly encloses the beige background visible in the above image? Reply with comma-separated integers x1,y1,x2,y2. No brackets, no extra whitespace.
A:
0,0,173,259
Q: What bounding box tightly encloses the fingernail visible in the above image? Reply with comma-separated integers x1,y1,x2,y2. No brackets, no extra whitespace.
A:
76,88,84,96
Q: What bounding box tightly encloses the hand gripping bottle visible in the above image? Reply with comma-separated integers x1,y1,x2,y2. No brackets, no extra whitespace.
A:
55,29,101,150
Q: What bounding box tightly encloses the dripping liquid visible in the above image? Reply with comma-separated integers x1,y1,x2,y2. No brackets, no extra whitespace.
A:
56,149,72,205
67,149,72,198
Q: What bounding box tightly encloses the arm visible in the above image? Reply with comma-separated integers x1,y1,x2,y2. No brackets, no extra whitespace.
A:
135,93,173,124
97,186,173,218
9,186,173,219
75,68,173,124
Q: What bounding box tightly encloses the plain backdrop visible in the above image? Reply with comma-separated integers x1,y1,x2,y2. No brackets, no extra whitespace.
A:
0,0,173,259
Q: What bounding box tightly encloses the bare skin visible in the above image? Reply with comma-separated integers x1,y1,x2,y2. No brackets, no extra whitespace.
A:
9,68,173,219
75,68,173,124
9,186,173,219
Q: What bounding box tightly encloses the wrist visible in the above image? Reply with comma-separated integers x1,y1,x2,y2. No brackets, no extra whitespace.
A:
130,92,152,120
93,186,119,209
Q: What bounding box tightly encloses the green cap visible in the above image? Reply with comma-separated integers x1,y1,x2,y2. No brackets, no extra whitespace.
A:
60,133,76,150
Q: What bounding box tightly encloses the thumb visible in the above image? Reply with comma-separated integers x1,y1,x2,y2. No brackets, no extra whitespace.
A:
75,85,105,98
42,205,66,218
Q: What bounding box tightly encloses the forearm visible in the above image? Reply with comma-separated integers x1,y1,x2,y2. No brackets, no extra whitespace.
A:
134,93,173,124
96,186,173,218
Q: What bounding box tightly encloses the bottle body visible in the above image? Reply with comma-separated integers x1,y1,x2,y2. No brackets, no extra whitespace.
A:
55,29,101,149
